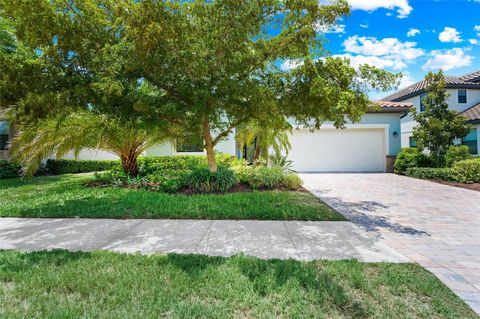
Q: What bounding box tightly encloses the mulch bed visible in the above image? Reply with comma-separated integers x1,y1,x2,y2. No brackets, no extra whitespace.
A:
428,180,480,192
86,181,307,195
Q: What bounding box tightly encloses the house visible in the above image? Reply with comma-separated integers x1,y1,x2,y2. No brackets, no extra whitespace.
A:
0,101,411,173
382,70,480,156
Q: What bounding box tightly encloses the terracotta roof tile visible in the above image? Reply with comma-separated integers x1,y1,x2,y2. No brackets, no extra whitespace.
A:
459,102,480,122
374,100,413,111
382,70,480,102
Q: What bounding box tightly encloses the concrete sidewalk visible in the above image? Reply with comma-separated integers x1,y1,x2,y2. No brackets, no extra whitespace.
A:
0,218,407,262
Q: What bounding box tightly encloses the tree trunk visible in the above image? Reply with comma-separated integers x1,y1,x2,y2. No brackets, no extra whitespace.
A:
203,115,217,173
120,150,139,176
252,142,261,166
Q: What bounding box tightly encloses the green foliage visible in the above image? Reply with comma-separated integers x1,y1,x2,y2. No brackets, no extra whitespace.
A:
283,173,304,190
0,0,400,174
269,154,293,170
405,167,457,182
406,158,480,184
445,145,472,167
0,160,20,179
46,159,120,175
394,148,432,175
250,166,285,189
184,166,237,193
411,71,471,167
452,158,480,183
9,110,169,177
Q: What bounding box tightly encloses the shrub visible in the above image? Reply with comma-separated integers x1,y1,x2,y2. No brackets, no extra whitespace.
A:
394,148,431,174
283,173,303,190
0,160,21,179
452,158,480,183
250,166,285,189
445,145,471,167
46,159,120,175
405,167,457,182
269,154,293,170
184,166,237,192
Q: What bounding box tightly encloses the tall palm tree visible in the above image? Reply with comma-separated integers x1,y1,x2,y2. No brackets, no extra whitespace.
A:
10,111,169,177
236,119,292,165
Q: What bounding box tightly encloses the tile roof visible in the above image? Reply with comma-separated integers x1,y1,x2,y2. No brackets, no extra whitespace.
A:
373,100,412,111
459,102,480,122
382,70,480,102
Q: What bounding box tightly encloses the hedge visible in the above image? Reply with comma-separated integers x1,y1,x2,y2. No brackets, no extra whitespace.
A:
45,159,120,175
0,160,21,179
394,148,432,175
406,158,480,184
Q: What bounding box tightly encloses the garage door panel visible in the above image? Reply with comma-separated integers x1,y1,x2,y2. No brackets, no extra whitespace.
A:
288,129,386,172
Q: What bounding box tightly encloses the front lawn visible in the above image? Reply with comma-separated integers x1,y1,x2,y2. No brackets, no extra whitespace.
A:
0,174,344,221
0,250,475,318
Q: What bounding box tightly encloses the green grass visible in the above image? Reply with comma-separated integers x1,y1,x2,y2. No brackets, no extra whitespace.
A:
0,174,344,221
0,250,475,318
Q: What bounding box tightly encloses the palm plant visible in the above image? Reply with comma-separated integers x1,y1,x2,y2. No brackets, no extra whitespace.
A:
236,119,292,165
10,111,168,177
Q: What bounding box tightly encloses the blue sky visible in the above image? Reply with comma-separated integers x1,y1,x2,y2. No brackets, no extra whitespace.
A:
313,0,480,99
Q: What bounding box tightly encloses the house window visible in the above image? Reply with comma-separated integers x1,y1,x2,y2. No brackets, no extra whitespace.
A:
458,90,467,104
0,121,9,151
419,93,427,112
409,137,417,148
462,128,478,155
176,136,204,153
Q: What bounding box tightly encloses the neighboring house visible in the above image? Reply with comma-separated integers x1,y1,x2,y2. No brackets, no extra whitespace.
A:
382,70,480,156
0,101,411,173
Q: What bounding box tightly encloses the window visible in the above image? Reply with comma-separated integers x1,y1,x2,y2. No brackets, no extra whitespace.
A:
458,90,467,104
462,128,478,155
176,136,204,153
409,137,417,148
419,93,427,112
0,121,9,151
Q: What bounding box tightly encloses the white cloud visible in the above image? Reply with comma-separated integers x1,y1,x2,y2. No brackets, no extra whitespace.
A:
439,27,462,43
469,39,479,45
398,72,416,88
343,35,424,60
280,59,304,71
475,25,480,37
333,54,407,70
347,0,413,18
422,48,473,71
407,28,420,37
360,24,369,29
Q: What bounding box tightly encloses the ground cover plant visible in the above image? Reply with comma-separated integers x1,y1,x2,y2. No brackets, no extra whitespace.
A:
0,174,342,221
92,155,304,193
0,250,476,319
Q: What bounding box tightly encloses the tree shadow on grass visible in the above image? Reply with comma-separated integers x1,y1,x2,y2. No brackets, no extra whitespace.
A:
0,249,93,273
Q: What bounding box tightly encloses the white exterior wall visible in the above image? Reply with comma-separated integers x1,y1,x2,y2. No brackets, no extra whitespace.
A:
401,88,480,148
60,149,119,160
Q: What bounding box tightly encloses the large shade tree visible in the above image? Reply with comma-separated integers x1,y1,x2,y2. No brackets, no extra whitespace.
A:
1,0,400,172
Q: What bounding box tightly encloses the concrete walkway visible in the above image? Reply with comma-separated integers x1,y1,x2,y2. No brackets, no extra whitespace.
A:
0,218,407,262
301,173,480,314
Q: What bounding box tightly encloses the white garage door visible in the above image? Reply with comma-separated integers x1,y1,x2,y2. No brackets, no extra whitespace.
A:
288,128,386,172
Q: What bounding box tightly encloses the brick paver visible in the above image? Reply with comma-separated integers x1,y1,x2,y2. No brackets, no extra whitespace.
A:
301,173,480,314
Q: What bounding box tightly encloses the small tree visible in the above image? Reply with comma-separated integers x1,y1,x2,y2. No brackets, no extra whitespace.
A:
9,111,169,177
236,118,292,165
412,71,471,167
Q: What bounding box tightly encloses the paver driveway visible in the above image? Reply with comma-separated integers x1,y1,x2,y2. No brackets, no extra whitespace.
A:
301,173,480,314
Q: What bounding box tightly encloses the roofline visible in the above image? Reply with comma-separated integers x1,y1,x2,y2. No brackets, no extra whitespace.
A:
385,83,480,102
